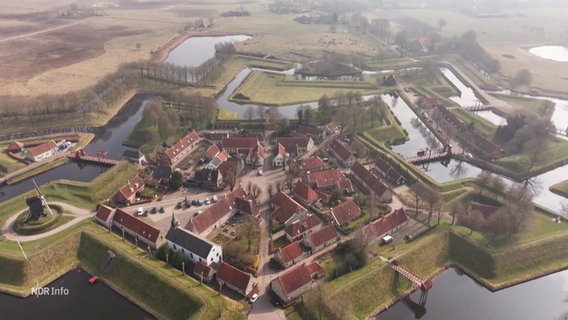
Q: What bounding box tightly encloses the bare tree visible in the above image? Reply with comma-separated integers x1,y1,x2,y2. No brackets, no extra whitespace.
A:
267,183,274,200
251,183,262,200
245,106,255,121
285,176,295,195
477,170,493,195
410,181,428,217
237,215,260,252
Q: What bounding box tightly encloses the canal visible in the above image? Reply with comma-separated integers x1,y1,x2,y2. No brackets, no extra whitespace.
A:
378,268,568,320
0,269,155,320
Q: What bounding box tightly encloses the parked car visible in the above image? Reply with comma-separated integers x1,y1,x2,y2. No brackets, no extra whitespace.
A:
249,293,259,303
193,210,203,217
159,207,165,214
176,202,182,209
205,198,211,205
150,207,157,214
257,169,263,176
136,207,144,216
212,195,219,203
192,199,198,205
197,199,204,206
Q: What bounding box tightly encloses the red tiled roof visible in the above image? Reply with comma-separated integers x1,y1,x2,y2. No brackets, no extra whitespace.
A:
193,261,213,278
469,203,500,219
279,241,304,264
307,225,338,248
217,261,252,293
277,137,311,150
308,169,353,193
306,261,325,278
285,215,322,238
217,150,229,162
95,204,114,222
27,140,57,157
293,181,319,203
329,139,353,162
204,132,228,142
162,131,200,163
272,192,306,224
293,126,325,137
235,197,260,217
9,141,24,152
113,208,160,242
300,156,324,173
114,175,145,202
206,145,220,158
276,143,286,157
365,208,408,239
257,144,265,158
330,200,361,226
218,160,237,177
279,264,312,296
351,162,389,197
314,190,331,203
222,137,258,149
187,187,246,234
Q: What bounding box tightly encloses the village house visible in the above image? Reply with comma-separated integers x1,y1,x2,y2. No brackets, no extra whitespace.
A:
206,150,229,170
291,126,326,141
318,120,340,135
211,122,239,131
373,158,406,187
218,159,242,179
302,225,340,253
292,181,320,208
284,214,323,242
364,208,408,241
189,168,223,190
111,175,145,206
205,144,221,160
306,169,354,194
350,162,393,202
234,197,260,217
167,213,223,266
8,141,24,153
328,199,362,226
160,131,201,165
275,241,308,269
306,261,326,280
95,204,115,228
270,263,313,305
276,137,314,157
203,132,229,146
185,187,247,237
193,261,215,283
221,136,263,166
111,208,164,249
25,140,58,162
272,143,287,167
271,192,308,225
216,261,255,297
329,139,356,167
122,149,146,165
298,156,325,174
152,165,172,185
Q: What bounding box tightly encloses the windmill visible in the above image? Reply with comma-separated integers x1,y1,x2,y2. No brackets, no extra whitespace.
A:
33,179,54,217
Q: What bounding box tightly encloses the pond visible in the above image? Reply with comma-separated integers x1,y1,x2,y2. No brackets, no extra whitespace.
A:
0,269,155,320
529,45,568,63
378,268,568,320
165,35,252,67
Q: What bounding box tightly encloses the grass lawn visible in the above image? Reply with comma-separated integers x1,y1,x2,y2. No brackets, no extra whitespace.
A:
230,70,381,106
490,93,555,117
449,107,497,137
218,108,237,120
549,180,568,198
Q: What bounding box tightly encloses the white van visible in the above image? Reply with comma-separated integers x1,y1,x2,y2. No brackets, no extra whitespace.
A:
381,235,393,244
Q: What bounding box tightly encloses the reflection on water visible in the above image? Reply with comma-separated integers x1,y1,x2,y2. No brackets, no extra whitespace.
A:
378,268,568,320
166,35,252,68
529,45,568,63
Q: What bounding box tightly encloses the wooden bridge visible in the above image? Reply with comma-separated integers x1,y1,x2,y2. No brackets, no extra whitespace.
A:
66,149,120,166
390,263,433,292
405,145,452,165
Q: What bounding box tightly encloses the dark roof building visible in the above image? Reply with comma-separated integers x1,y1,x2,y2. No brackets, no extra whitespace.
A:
166,220,222,265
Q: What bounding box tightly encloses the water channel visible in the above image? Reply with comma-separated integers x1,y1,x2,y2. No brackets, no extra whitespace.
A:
0,269,155,319
377,267,568,320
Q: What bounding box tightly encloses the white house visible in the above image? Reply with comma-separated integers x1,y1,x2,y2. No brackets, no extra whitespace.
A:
26,140,58,162
166,213,222,266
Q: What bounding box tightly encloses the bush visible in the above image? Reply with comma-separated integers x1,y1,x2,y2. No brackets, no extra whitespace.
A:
155,243,171,262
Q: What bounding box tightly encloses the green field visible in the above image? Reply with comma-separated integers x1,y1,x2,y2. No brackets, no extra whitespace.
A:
230,70,382,106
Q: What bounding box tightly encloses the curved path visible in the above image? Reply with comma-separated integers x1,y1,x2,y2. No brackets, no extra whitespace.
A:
1,202,94,242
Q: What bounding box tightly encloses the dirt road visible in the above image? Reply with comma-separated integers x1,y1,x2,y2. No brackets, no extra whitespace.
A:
0,20,85,44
